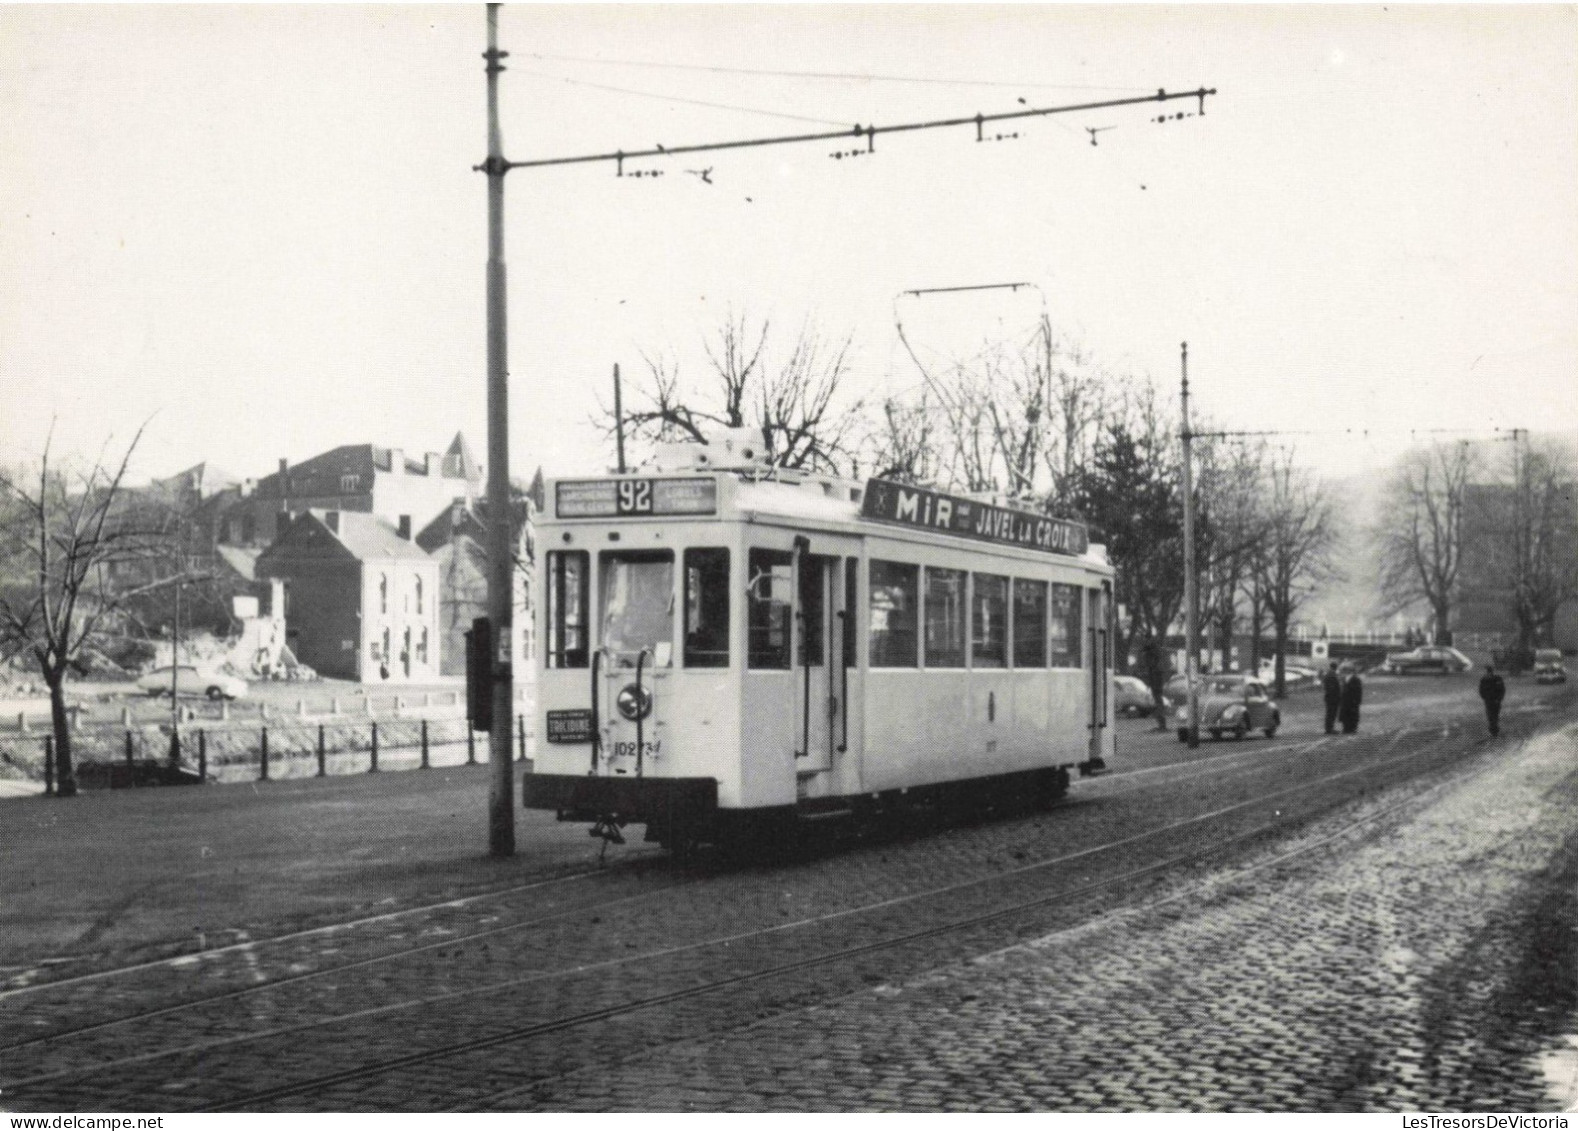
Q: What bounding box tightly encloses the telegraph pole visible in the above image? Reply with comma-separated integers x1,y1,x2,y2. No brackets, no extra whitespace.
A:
1180,342,1200,748
483,3,515,856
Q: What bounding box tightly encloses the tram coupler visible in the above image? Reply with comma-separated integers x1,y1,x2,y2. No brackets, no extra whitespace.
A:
1077,757,1108,777
589,815,626,845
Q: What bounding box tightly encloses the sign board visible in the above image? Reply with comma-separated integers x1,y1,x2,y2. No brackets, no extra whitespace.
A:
545,709,595,744
859,479,1088,557
556,477,718,519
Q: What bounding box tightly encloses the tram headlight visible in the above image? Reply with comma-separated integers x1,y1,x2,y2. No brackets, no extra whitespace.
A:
615,683,653,721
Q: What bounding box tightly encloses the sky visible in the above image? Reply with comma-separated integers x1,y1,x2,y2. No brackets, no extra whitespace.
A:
2,4,1575,487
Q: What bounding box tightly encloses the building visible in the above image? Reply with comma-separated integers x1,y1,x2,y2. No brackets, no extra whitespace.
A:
416,494,535,678
218,433,482,549
256,510,441,683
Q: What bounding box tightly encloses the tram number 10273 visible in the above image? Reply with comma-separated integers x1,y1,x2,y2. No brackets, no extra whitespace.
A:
617,480,653,514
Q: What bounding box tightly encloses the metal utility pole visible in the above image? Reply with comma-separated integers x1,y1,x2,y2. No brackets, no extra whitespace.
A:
483,3,514,856
613,363,627,473
1180,342,1200,748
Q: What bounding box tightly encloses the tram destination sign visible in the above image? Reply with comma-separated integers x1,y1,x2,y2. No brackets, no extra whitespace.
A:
859,479,1088,557
556,477,717,519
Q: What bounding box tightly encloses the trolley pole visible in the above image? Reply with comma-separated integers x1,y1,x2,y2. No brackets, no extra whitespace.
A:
1180,342,1200,748
483,3,515,856
613,362,627,474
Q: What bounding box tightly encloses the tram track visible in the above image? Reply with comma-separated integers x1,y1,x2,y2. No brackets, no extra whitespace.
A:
0,711,1518,1111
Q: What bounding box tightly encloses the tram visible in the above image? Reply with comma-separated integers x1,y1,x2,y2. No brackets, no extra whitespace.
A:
524,429,1115,851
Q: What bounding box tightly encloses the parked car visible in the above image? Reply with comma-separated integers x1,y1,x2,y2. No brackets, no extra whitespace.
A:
1534,648,1568,684
1113,674,1157,716
137,665,248,701
1379,645,1472,674
1175,675,1281,742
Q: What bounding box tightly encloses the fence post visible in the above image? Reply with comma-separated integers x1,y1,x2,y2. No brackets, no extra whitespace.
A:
518,714,526,763
198,729,207,782
420,718,430,769
260,727,269,781
317,723,327,777
369,721,379,772
44,734,54,796
467,720,476,765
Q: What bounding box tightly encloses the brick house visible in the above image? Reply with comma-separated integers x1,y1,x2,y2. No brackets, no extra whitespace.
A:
219,433,482,549
257,510,441,683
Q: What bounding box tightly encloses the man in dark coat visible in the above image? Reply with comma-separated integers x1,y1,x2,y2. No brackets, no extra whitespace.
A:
1321,661,1342,734
1338,665,1363,734
1479,664,1507,736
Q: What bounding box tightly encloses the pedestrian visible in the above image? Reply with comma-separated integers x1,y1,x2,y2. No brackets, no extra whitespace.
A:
1321,661,1342,734
1338,664,1363,734
1478,663,1506,736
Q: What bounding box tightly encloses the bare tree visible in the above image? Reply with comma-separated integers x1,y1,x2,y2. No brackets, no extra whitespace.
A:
1373,441,1478,644
0,427,166,796
1465,438,1578,657
1256,451,1341,696
1195,435,1271,672
603,312,865,475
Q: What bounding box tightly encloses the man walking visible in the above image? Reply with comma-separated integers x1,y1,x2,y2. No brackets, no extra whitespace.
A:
1479,663,1507,737
1338,664,1364,735
1322,661,1342,735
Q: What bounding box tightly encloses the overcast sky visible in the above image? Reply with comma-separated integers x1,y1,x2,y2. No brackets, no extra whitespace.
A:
3,4,1574,485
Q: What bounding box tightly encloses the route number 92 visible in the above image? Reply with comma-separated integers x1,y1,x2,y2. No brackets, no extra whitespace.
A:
617,479,653,515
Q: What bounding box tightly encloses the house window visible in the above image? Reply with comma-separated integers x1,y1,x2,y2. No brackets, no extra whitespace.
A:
415,577,423,615
418,626,429,663
380,573,388,615
340,474,358,492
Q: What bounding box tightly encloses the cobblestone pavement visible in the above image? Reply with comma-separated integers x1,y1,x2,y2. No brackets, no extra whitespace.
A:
497,722,1578,1112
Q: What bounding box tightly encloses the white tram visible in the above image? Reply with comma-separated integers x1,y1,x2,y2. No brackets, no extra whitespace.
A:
525,432,1115,850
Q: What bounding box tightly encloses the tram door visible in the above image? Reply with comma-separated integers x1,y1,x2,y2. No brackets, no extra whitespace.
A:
794,552,840,773
1087,585,1109,765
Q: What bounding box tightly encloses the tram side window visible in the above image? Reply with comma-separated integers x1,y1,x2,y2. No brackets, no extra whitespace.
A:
684,548,730,668
972,573,1008,668
545,550,589,669
1013,579,1049,668
747,548,793,669
925,567,967,668
1050,582,1083,668
868,560,918,668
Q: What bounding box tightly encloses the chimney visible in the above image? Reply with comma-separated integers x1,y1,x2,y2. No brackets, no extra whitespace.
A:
324,511,340,535
424,452,440,477
388,448,404,476
397,514,411,541
241,478,255,498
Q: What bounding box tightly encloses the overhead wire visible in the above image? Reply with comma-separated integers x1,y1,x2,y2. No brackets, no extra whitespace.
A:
516,69,856,129
522,52,1153,95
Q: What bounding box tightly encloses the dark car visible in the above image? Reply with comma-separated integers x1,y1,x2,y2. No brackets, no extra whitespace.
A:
1379,645,1471,675
1174,675,1281,742
1534,649,1567,684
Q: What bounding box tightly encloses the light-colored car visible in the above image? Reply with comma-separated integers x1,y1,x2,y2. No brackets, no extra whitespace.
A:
1113,674,1157,716
137,665,248,701
1534,649,1567,684
1380,645,1471,675
1175,675,1281,742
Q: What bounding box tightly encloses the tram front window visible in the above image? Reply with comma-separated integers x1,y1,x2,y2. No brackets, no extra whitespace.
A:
600,551,674,668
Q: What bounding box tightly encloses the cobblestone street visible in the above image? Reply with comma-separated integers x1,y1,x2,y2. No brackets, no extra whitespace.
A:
501,722,1578,1112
